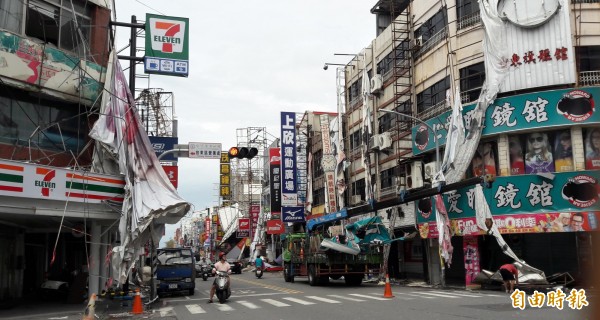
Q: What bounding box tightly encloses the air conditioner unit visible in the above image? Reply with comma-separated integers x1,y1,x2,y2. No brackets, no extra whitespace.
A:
407,161,424,189
370,74,383,94
351,195,362,204
369,134,382,150
379,132,392,150
395,176,406,194
410,36,423,50
424,162,437,181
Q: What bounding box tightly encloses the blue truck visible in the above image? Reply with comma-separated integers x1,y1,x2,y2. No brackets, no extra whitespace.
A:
156,247,196,296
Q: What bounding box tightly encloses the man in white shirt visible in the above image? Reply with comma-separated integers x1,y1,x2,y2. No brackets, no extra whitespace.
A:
208,252,231,303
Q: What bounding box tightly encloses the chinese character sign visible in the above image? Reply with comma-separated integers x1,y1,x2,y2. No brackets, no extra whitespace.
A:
280,112,298,206
269,148,282,213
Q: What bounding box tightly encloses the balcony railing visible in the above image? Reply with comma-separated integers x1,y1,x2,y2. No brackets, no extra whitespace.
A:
458,11,481,30
414,26,448,58
580,71,600,86
417,100,448,121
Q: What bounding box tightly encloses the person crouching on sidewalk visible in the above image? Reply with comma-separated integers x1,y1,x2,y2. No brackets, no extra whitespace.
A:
499,263,519,293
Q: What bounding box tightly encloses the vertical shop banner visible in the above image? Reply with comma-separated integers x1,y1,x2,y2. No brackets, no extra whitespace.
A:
296,121,308,205
269,148,282,214
219,152,231,200
250,204,260,225
463,236,480,287
319,114,337,213
237,218,250,238
280,112,298,207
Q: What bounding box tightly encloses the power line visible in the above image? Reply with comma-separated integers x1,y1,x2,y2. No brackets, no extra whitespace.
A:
134,0,167,15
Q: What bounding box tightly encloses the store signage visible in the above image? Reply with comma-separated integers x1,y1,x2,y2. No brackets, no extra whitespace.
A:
266,220,285,234
149,136,178,161
144,14,189,77
161,165,178,188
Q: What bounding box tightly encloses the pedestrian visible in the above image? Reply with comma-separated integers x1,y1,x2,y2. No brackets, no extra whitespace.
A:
498,263,519,293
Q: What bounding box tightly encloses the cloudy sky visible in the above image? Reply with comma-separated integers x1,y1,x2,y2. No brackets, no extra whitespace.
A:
114,0,376,245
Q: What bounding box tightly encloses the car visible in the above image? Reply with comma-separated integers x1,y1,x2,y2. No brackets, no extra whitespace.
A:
227,259,243,274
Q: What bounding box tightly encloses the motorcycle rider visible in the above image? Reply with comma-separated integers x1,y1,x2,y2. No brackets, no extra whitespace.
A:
255,255,264,272
208,252,231,303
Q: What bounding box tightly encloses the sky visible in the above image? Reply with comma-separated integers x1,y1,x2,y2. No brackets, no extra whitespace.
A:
113,0,377,246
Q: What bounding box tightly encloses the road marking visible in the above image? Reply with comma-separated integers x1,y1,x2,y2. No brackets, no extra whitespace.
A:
283,297,316,305
353,293,393,301
327,294,365,302
185,304,206,314
485,294,503,297
235,277,302,294
214,303,235,311
261,298,290,307
157,306,174,316
417,291,460,298
431,290,483,298
236,300,260,309
305,296,341,303
394,292,434,299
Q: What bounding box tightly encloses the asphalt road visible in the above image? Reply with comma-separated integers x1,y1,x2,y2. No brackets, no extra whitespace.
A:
154,271,592,320
0,270,593,319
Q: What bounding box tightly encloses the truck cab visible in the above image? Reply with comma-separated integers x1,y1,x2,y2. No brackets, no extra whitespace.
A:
156,247,196,296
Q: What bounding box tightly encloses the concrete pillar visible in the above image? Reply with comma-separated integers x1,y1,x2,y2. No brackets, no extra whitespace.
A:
99,228,109,292
571,126,585,170
497,134,510,176
89,222,101,295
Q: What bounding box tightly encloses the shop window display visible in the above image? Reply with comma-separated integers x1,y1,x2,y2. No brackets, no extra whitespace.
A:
471,142,497,177
524,132,555,173
553,130,574,172
585,127,600,170
509,136,525,175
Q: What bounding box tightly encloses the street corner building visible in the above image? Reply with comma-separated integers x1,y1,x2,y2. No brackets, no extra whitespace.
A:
0,0,190,305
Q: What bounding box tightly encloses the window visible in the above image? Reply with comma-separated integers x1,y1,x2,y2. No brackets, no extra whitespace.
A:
378,112,393,134
457,0,479,19
415,10,447,43
312,149,323,178
349,130,361,150
0,87,90,154
376,40,410,76
352,179,365,199
0,0,24,33
313,187,325,206
459,62,485,103
380,167,395,189
416,76,450,113
470,141,497,178
584,127,600,170
509,131,576,175
347,78,362,105
577,46,600,72
24,0,91,55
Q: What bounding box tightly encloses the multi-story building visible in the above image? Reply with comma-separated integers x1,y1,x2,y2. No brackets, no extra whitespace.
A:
0,0,189,303
330,0,600,286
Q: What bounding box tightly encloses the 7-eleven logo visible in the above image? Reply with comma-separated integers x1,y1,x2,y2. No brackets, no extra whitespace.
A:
35,168,56,197
150,18,186,53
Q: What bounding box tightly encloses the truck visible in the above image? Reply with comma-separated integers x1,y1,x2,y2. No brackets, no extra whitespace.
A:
282,212,388,286
156,247,196,296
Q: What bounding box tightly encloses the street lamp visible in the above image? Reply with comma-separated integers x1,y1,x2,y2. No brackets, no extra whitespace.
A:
323,63,351,70
378,109,440,183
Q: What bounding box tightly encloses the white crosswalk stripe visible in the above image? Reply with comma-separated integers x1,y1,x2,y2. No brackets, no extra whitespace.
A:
327,294,365,302
283,297,316,305
395,292,433,299
214,303,235,311
261,298,290,307
430,290,483,298
305,296,341,303
158,306,174,317
352,293,392,301
237,300,261,309
415,291,460,298
185,304,206,314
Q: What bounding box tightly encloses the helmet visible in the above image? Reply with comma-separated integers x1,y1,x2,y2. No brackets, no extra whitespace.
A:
219,252,225,259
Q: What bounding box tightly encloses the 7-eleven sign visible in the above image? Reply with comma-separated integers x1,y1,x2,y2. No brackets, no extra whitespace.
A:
145,14,189,77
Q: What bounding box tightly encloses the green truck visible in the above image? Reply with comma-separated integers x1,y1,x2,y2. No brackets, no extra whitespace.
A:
282,215,388,286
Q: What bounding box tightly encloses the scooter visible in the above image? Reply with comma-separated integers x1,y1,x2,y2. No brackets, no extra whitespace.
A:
215,271,231,303
255,267,263,279
201,264,212,281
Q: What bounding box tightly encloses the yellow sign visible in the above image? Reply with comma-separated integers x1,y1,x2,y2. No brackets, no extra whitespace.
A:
220,164,230,175
220,185,230,196
220,152,230,163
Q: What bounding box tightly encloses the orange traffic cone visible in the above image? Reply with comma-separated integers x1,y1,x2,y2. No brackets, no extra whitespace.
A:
131,289,143,314
383,274,394,298
82,293,96,320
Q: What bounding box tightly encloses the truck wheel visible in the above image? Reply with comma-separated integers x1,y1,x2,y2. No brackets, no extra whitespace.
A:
284,264,293,282
308,265,318,286
189,288,195,295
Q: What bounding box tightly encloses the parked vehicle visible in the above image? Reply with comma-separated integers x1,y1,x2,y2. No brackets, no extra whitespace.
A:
214,270,231,303
156,248,196,296
282,216,387,286
227,259,243,274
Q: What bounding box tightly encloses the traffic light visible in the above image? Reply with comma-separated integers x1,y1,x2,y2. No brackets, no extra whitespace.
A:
228,146,258,159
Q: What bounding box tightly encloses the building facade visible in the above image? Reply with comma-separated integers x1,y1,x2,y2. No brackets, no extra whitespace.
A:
332,0,600,286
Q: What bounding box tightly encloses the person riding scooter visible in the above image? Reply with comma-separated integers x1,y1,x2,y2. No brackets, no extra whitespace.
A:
208,252,231,303
255,255,264,278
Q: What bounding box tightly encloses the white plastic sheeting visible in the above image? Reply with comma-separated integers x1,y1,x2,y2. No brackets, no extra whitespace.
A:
360,51,375,204
90,51,191,283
